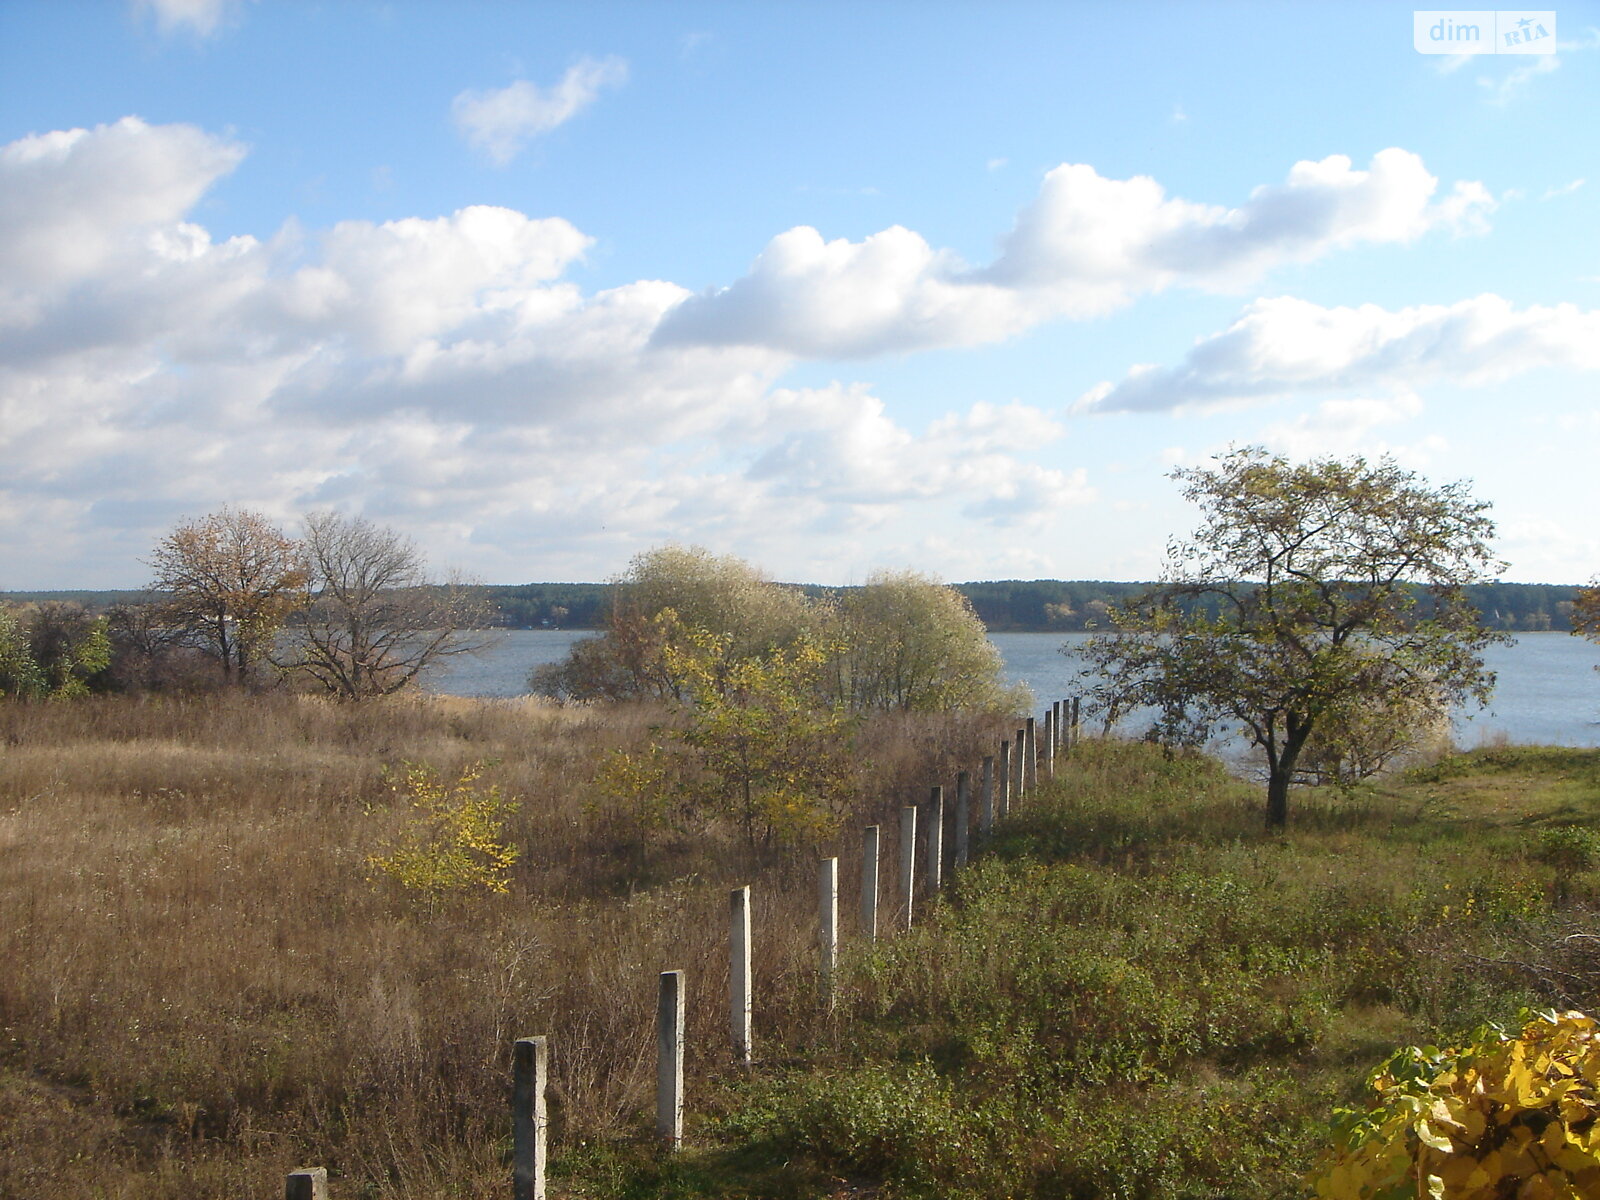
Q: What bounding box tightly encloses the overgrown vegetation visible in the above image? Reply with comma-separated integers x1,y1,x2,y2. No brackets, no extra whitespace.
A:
4,691,1599,1198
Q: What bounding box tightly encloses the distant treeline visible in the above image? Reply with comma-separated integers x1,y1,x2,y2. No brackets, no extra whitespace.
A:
4,580,1582,633
476,579,1585,633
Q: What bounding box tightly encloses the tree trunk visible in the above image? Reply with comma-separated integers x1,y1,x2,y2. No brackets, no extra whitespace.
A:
1265,765,1291,829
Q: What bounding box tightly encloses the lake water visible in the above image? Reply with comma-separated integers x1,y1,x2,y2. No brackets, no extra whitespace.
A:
426,630,1600,749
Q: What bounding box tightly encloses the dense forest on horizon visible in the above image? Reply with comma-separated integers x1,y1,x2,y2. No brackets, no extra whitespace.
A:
4,580,1583,634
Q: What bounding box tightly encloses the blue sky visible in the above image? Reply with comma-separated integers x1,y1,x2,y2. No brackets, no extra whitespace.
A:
2,0,1597,588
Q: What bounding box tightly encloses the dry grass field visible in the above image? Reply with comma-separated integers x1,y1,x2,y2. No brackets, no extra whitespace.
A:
0,691,1003,1199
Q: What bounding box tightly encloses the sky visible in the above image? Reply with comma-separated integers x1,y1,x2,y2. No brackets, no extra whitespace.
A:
1,0,1597,589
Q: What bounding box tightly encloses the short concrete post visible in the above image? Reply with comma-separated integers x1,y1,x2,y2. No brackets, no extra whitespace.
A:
285,1170,328,1200
1043,709,1055,781
513,1037,548,1200
657,970,685,1149
998,740,1011,819
1025,717,1038,791
925,786,944,894
980,755,995,838
899,804,917,930
1015,727,1028,802
954,770,971,868
819,857,838,1010
729,886,752,1064
861,825,880,942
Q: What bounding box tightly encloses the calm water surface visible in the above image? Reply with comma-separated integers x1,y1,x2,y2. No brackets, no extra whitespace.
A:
427,630,1600,749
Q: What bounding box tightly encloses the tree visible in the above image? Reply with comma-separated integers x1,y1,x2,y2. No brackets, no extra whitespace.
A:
0,607,47,698
148,507,306,682
23,603,111,698
825,569,1017,711
1573,577,1600,648
597,621,856,850
277,512,493,699
1078,448,1505,828
533,544,815,701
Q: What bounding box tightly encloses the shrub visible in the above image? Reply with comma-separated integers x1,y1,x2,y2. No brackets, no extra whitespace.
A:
1310,1009,1600,1198
367,761,520,904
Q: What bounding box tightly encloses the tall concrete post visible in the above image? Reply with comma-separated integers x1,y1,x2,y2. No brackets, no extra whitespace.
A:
657,970,685,1149
285,1170,328,1200
925,786,944,894
899,804,917,930
513,1036,548,1200
1043,709,1055,781
1052,700,1062,752
980,755,995,838
861,825,880,942
998,740,1011,819
729,886,752,1064
1025,717,1038,792
819,857,838,1009
1015,727,1028,802
954,770,971,868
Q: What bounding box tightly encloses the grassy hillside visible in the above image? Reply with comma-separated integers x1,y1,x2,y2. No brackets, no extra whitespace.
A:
2,696,1598,1198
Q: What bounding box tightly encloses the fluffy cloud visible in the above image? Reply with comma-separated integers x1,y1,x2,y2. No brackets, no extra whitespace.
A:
452,57,628,165
131,0,238,38
657,149,1493,357
1,117,1112,586
1078,294,1600,414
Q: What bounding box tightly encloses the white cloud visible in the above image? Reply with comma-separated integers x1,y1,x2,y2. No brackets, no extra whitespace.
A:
1478,53,1560,105
452,57,628,165
1543,178,1585,200
132,0,238,38
656,149,1494,358
1078,294,1600,414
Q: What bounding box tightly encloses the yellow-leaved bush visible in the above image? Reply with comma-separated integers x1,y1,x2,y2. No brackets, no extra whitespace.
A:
367,761,520,904
1310,1010,1600,1199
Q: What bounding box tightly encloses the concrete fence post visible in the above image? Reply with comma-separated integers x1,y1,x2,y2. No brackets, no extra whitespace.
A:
285,1169,328,1200
1052,700,1062,753
998,740,1011,819
657,970,685,1149
1072,696,1081,747
980,755,995,838
512,1037,548,1200
899,804,917,930
1015,728,1028,802
819,857,838,1010
861,825,880,942
1025,717,1038,792
729,886,752,1064
925,786,944,894
1043,709,1055,781
954,770,971,868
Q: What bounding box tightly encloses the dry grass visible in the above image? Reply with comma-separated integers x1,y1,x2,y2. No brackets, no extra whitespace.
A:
0,691,1006,1199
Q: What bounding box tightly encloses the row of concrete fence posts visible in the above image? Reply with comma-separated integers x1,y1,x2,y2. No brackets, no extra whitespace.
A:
954,770,971,868
861,824,880,943
819,857,839,1011
730,886,752,1065
657,969,685,1149
899,804,917,930
286,697,1088,1200
512,1036,549,1200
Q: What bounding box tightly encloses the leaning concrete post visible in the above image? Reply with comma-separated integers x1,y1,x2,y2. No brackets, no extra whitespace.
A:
657,970,685,1149
954,770,971,868
899,804,917,930
513,1037,548,1200
729,886,752,1064
1025,717,1038,791
861,825,880,942
285,1170,328,1200
998,740,1011,819
1015,728,1028,801
819,857,838,1010
980,755,995,838
925,786,944,893
1043,709,1055,781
